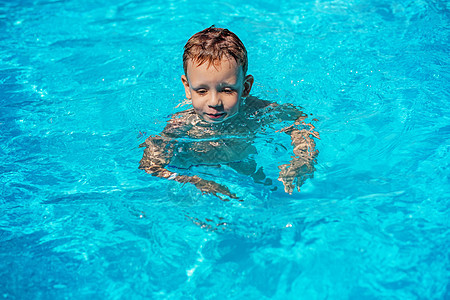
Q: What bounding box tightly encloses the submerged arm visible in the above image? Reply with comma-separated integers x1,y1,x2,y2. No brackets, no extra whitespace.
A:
277,114,320,194
139,135,237,200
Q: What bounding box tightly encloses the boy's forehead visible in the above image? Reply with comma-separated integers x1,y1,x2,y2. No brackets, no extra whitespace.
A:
186,57,243,74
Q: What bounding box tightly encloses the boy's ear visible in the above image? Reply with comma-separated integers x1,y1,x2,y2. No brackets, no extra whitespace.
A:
242,74,254,98
181,75,191,99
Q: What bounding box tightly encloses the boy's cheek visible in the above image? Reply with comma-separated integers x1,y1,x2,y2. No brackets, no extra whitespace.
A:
191,101,204,113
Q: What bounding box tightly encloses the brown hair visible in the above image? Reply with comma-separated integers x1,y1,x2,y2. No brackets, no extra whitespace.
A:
183,26,248,75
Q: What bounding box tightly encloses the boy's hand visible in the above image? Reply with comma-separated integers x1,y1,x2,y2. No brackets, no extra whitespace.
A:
278,161,313,194
191,176,238,200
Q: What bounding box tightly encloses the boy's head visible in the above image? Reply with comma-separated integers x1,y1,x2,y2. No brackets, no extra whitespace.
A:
182,26,248,76
181,26,254,123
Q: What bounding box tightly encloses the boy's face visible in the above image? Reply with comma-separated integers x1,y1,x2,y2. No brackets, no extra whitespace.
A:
181,58,253,123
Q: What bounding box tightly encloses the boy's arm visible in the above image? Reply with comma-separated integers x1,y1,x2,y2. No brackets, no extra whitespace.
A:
139,135,237,200
277,115,320,194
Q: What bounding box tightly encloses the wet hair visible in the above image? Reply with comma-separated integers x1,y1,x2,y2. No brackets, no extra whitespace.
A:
182,26,248,75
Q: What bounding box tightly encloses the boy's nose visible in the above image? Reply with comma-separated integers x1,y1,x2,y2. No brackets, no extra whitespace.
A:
208,91,222,107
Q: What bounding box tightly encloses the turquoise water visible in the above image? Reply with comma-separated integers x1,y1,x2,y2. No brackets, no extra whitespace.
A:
1,0,449,299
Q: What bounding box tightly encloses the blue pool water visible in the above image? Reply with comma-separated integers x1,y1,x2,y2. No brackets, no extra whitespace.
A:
1,0,449,299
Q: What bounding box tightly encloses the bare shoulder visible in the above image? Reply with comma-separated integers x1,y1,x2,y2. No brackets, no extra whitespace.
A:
162,108,197,137
244,96,308,122
244,96,275,111
139,109,196,149
171,108,197,120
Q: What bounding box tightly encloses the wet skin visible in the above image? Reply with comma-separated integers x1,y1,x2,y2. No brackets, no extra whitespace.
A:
181,58,254,124
139,59,319,199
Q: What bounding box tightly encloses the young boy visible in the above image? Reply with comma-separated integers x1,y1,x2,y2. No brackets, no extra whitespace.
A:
139,26,319,199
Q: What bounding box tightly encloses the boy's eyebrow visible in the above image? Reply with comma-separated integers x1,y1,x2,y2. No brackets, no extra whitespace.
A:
217,82,238,88
191,84,209,90
191,81,238,90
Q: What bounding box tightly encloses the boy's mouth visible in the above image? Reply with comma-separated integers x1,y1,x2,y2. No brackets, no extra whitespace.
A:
206,112,226,120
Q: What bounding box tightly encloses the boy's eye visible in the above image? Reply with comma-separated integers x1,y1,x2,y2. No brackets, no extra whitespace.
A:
223,88,234,94
196,89,207,95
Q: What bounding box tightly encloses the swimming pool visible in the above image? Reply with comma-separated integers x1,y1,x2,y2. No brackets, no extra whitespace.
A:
1,0,449,298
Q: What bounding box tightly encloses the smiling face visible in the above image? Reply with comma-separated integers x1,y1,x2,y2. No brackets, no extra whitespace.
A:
181,58,254,123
